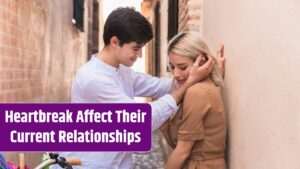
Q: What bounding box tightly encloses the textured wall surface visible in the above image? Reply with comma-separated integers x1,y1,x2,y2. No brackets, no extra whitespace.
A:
0,0,90,167
202,0,300,169
178,0,202,32
0,0,88,103
158,0,169,77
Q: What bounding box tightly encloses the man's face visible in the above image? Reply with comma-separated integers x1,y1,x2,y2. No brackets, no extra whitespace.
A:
116,42,144,67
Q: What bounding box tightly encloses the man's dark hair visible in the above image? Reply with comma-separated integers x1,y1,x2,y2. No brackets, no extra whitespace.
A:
103,7,153,46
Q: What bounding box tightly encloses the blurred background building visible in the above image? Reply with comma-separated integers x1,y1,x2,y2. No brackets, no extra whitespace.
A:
1,0,300,169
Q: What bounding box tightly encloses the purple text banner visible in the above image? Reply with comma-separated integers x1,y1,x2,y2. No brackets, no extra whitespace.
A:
0,103,151,152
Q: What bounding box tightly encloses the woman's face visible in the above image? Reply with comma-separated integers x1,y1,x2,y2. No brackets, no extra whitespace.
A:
169,52,194,86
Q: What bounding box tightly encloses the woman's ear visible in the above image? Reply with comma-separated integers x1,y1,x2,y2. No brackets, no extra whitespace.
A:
199,56,207,66
197,53,208,66
203,53,209,61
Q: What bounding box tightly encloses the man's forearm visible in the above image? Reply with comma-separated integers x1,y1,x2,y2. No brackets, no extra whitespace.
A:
170,81,193,105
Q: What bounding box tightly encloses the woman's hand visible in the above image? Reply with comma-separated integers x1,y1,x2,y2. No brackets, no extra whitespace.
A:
165,140,195,169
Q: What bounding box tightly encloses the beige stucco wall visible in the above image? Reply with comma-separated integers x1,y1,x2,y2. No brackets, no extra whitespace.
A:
202,0,300,169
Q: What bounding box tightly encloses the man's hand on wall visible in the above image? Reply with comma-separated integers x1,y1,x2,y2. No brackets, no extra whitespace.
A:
217,43,225,78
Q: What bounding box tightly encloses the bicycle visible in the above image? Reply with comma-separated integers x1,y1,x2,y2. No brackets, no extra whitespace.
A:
33,153,81,169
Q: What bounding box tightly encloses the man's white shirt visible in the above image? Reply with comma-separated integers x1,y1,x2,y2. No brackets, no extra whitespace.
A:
52,55,177,169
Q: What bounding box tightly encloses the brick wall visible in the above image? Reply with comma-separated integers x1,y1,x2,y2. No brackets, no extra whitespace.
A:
178,0,188,32
0,0,88,103
178,0,202,32
0,0,90,167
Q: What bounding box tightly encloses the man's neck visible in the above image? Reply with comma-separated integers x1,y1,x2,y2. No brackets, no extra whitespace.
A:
96,47,119,68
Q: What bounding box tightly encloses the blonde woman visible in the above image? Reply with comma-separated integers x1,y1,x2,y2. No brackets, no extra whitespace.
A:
160,32,227,169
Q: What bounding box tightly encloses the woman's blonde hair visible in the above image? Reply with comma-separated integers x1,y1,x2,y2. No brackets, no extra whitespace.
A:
168,31,224,86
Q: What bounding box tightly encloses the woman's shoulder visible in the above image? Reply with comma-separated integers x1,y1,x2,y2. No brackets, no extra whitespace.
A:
182,81,215,116
186,79,218,97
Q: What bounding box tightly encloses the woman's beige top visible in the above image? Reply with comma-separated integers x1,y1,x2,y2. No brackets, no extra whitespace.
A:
160,79,227,169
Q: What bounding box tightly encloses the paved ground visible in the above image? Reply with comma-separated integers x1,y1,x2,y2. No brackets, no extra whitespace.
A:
132,130,167,169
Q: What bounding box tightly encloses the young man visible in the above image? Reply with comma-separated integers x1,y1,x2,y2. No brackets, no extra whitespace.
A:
55,7,215,169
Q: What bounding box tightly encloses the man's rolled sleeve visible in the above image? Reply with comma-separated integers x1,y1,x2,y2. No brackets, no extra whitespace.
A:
150,94,178,131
